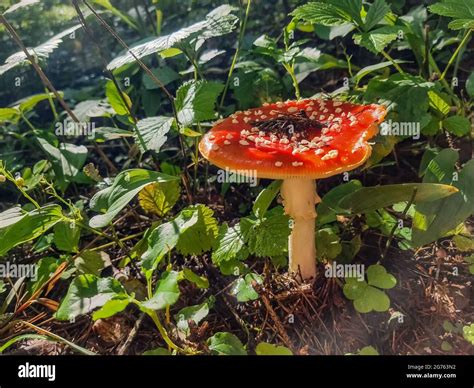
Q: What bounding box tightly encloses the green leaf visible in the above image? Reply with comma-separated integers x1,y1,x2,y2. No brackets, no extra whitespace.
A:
207,332,247,355
343,278,368,300
142,66,180,90
428,90,451,116
413,153,474,246
230,273,263,302
317,180,362,224
105,81,132,116
18,92,57,113
138,180,180,217
367,264,397,289
74,250,110,276
291,2,351,26
357,346,379,355
443,116,471,136
0,205,64,257
181,268,209,289
255,342,293,355
466,72,474,98
107,5,238,70
354,286,390,313
338,183,457,214
141,210,199,273
316,227,342,259
176,205,219,256
253,181,282,219
463,324,474,345
241,207,290,258
175,80,224,126
354,26,399,53
175,299,213,335
55,275,126,320
364,0,390,31
89,169,178,228
143,348,171,355
26,256,63,296
452,235,474,252
90,0,138,30
0,108,20,123
429,0,474,30
0,280,6,294
212,223,249,265
53,221,80,253
141,271,180,311
134,116,174,153
92,296,130,320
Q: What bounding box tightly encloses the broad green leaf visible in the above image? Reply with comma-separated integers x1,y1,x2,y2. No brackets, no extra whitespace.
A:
53,221,80,253
18,93,57,113
358,346,379,355
253,180,282,219
0,108,20,123
90,0,138,30
176,205,219,256
466,72,474,98
107,5,238,70
413,152,474,246
89,169,178,228
0,205,64,257
317,180,362,224
354,26,399,53
354,61,407,84
255,342,293,355
443,116,471,136
141,271,180,310
141,210,199,273
55,275,126,320
74,250,110,276
367,264,397,289
338,183,458,214
343,278,368,300
181,268,209,289
316,227,342,259
212,223,249,264
92,296,131,320
354,286,390,313
138,180,180,217
106,81,132,116
175,298,213,335
463,324,474,345
230,273,263,302
452,235,474,251
143,348,171,355
364,0,390,31
134,116,174,153
175,80,224,126
207,332,247,355
428,90,451,116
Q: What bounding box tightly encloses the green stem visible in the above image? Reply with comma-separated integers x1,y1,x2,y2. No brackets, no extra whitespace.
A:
439,29,472,82
284,63,301,99
380,50,405,74
219,0,252,109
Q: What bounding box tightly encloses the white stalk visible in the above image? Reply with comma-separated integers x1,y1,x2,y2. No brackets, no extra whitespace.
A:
281,178,320,280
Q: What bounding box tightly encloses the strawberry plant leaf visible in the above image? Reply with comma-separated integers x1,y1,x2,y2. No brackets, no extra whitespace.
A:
291,2,351,26
134,116,174,153
363,0,390,31
55,275,126,320
353,26,399,53
207,332,247,355
212,223,249,265
175,80,224,126
443,116,471,136
428,0,474,30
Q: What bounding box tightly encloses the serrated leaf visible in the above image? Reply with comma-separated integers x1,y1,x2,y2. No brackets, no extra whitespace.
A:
176,80,224,126
107,5,238,70
429,0,474,30
141,271,180,311
0,25,82,76
208,332,247,355
212,223,249,265
138,180,180,217
364,0,390,31
291,2,350,26
176,205,219,256
354,26,399,53
55,275,126,320
89,169,178,228
443,116,471,136
134,116,174,153
255,342,293,355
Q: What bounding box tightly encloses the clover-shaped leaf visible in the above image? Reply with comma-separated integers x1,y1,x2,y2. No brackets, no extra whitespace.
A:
367,264,397,289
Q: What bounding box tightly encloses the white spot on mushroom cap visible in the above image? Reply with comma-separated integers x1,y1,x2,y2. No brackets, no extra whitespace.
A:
287,106,298,113
321,150,339,160
224,140,231,145
239,139,250,146
275,161,283,167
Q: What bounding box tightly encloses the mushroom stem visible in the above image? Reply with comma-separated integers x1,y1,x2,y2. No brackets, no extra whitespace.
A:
281,178,320,281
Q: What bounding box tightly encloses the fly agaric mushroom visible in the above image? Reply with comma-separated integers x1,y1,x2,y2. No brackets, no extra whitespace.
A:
199,99,386,280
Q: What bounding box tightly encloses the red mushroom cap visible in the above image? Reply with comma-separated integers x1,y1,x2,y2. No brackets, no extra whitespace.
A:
199,99,386,179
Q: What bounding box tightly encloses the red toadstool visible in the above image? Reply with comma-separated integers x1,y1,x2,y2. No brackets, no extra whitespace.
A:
199,99,386,280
